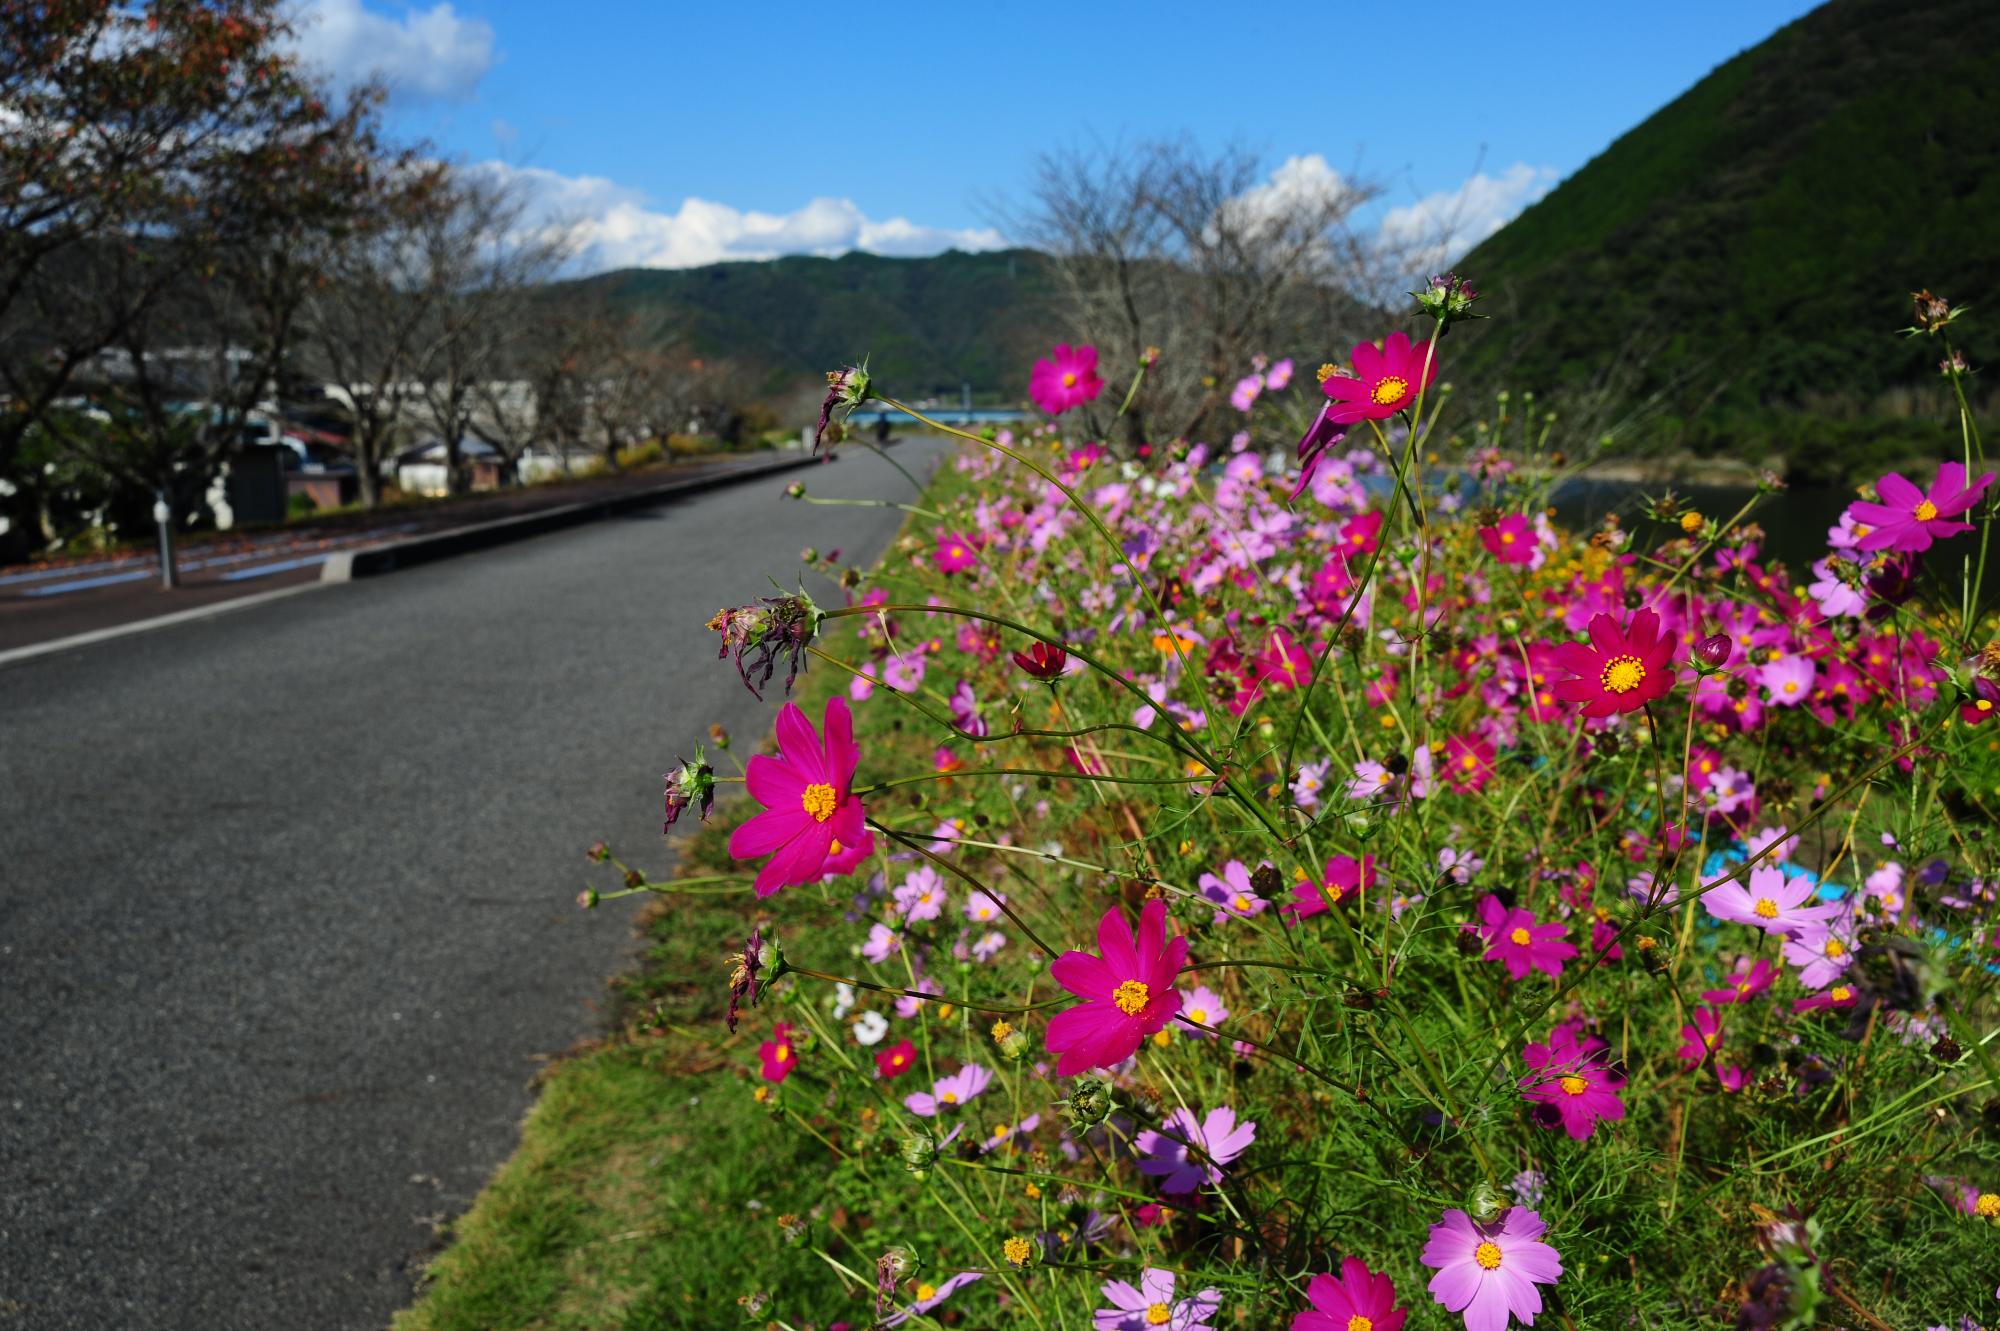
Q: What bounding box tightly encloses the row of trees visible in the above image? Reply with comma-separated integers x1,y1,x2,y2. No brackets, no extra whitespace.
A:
0,0,730,560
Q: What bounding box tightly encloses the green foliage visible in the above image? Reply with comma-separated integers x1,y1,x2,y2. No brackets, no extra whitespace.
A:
1451,0,2000,463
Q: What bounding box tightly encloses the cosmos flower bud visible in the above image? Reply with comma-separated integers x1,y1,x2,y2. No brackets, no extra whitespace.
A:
784,481,806,499
662,747,717,830
1693,634,1734,671
1467,1180,1505,1222
901,1131,941,1177
576,888,598,910
1412,271,1484,331
586,840,610,862
1060,1074,1116,1129
1001,1234,1039,1268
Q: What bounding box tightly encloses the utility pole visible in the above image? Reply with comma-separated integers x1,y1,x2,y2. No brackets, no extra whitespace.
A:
153,488,179,589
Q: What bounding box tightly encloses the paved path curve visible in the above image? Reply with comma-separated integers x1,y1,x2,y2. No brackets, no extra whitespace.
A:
0,439,947,1330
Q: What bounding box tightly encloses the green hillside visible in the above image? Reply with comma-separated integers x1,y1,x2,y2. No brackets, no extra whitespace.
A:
577,248,1057,401
1454,0,2000,478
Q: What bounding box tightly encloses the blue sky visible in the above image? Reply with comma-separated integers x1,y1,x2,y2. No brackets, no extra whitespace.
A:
292,0,1825,270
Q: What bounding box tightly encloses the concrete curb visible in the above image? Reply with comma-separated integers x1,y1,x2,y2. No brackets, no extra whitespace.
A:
320,453,821,583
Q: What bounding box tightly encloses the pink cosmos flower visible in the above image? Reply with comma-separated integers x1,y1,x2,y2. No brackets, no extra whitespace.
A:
758,1022,799,1083
1519,1027,1626,1140
1781,919,1856,989
1443,734,1497,793
903,1063,993,1117
1284,854,1376,922
1479,513,1537,566
729,696,871,898
1176,984,1229,1036
1422,1207,1563,1331
1548,609,1677,717
1792,983,1859,1014
1293,1258,1407,1331
1677,1007,1722,1064
1291,405,1350,499
1136,1104,1257,1192
1096,1268,1220,1331
1759,654,1816,707
1045,899,1188,1076
1321,332,1440,423
1266,358,1295,390
1703,863,1837,936
1199,859,1270,923
934,532,979,574
882,1271,983,1329
1701,957,1777,1005
1230,373,1264,412
1846,461,1994,553
1477,895,1578,980
1029,343,1104,416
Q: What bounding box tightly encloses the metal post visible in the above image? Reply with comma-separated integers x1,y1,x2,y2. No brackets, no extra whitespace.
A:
153,488,178,589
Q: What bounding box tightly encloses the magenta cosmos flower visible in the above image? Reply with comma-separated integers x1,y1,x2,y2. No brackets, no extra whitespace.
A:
757,1022,798,1083
1135,1104,1257,1192
1479,513,1537,566
1321,331,1440,424
1046,898,1187,1076
728,696,872,897
934,532,979,574
1477,895,1577,980
1846,461,1994,553
1293,1257,1407,1331
1519,1027,1626,1140
1422,1208,1563,1331
1548,609,1676,717
1029,343,1104,416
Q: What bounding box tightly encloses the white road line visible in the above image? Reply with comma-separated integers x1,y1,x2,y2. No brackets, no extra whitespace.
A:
0,581,331,670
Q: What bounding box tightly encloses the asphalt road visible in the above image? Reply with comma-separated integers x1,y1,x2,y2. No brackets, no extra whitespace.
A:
0,437,946,1330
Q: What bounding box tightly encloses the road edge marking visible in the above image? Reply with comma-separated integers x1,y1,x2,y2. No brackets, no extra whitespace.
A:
0,581,331,670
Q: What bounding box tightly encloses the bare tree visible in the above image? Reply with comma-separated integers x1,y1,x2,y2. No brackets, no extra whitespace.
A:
408,167,572,494
1008,139,1384,444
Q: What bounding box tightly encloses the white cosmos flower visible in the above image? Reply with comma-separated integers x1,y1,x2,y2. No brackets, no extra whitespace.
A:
852,1010,889,1046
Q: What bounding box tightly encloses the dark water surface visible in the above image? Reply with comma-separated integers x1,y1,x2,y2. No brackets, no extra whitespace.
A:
1550,479,1854,571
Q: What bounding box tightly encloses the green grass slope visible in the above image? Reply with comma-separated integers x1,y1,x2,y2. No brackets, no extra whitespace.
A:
1453,0,2000,474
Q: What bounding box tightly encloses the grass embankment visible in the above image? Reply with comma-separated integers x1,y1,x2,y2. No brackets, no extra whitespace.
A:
394,468,952,1331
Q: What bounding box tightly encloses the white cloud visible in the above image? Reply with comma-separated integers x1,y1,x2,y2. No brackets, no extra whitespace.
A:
290,0,497,103
1376,162,1560,274
478,162,1006,271
1221,153,1356,232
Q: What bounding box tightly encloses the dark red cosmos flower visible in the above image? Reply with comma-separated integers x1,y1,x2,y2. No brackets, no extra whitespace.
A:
1013,641,1070,681
1549,609,1677,718
875,1038,917,1079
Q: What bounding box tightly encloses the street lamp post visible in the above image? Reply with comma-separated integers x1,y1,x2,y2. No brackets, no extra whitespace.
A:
153,488,179,589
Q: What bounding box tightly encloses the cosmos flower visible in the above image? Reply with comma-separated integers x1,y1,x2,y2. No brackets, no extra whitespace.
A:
903,1063,994,1117
1292,1258,1408,1331
1443,734,1498,793
1422,1207,1563,1331
1782,919,1857,989
1030,343,1105,416
964,889,1007,924
728,696,871,898
758,1022,799,1083
1677,1007,1722,1065
1199,860,1270,924
1320,332,1440,424
1846,462,1994,553
1701,957,1778,1005
1173,984,1230,1038
1095,1268,1222,1331
875,1038,917,1079
934,533,979,574
1480,513,1538,566
893,867,946,921
1013,640,1070,680
1759,654,1816,707
1548,609,1677,717
1136,1104,1257,1192
1284,855,1377,921
1477,895,1578,980
1045,899,1188,1076
1519,1027,1626,1140
1703,863,1838,936
881,1272,982,1328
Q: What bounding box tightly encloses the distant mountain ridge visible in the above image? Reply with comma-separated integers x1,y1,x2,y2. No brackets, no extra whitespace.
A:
571,248,1057,401
1451,0,2000,476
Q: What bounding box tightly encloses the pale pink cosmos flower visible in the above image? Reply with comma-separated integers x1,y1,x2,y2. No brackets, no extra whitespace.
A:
1422,1207,1563,1331
1704,863,1838,936
1095,1268,1221,1331
1135,1105,1257,1193
903,1063,993,1117
1176,984,1230,1037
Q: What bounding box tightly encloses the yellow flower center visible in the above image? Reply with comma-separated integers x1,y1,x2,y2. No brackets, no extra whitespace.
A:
1112,979,1152,1016
1782,681,1799,694
1348,1319,1375,1331
1370,375,1410,406
801,782,837,821
1233,894,1252,911
1146,1304,1173,1326
1825,939,1846,958
1509,927,1531,946
1188,1007,1208,1024
1559,1074,1589,1096
1753,898,1778,920
917,1283,938,1302
1500,530,1516,544
1600,655,1646,693
940,1091,958,1104
1830,985,1853,1001
1316,362,1338,382
1915,499,1939,521
1002,1236,1033,1264
949,545,964,558
991,1019,1013,1041
1474,1240,1504,1270
991,1123,1010,1139
1462,754,1479,769
1977,1193,2000,1218
1061,371,1078,388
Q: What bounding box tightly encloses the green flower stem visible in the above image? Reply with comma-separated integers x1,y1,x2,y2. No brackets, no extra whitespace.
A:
783,964,1068,1016
865,817,1059,957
